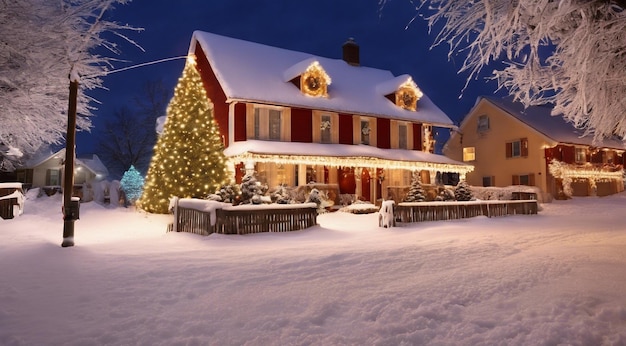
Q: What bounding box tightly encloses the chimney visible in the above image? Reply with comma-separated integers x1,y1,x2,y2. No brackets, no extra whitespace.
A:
342,37,360,66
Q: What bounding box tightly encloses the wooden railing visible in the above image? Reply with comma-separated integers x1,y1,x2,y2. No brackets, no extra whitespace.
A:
215,207,318,235
168,202,318,236
394,200,538,223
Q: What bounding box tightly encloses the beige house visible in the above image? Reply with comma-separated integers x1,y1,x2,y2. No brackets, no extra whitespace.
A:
14,148,108,195
444,97,625,202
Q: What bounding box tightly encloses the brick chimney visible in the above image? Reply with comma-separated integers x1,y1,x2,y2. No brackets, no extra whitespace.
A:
342,37,360,66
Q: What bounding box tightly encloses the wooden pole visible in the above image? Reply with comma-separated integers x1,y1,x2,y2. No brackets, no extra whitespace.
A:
61,79,79,247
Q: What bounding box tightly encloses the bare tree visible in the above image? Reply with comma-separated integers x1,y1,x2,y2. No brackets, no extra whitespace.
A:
97,79,170,177
395,0,626,142
0,0,140,171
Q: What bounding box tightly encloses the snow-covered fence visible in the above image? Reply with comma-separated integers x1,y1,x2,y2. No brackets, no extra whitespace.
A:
395,200,538,223
167,198,318,235
0,183,25,220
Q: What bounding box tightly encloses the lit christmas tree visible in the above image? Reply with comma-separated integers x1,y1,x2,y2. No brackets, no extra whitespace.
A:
138,56,229,213
120,165,144,205
404,171,426,202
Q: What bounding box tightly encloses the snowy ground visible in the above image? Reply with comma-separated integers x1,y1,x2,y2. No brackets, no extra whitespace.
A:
1,193,626,345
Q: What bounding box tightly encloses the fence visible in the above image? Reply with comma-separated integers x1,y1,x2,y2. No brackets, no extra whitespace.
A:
394,200,538,223
0,186,24,220
168,203,318,236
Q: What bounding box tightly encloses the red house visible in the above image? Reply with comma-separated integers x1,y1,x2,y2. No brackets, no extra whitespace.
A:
188,31,471,203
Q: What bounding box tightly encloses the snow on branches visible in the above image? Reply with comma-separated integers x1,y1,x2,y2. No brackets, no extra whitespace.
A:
404,0,626,143
0,0,141,170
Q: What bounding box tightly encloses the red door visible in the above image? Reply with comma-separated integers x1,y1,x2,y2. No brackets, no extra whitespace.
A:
338,167,356,194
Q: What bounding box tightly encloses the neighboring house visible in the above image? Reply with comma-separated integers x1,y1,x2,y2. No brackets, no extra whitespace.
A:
186,31,472,203
14,148,108,192
443,96,625,202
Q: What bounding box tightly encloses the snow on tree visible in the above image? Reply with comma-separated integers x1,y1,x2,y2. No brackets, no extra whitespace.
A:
270,184,292,204
404,0,626,142
404,171,427,202
454,180,474,202
239,173,266,205
0,0,141,171
138,57,229,214
216,183,240,204
435,187,456,202
120,165,144,205
306,188,328,213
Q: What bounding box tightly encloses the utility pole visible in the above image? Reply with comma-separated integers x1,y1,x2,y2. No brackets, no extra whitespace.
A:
61,79,79,247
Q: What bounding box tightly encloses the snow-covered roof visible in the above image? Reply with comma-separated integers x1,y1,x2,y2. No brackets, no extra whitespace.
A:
224,140,472,173
481,96,626,150
22,148,108,177
190,31,454,127
77,154,109,177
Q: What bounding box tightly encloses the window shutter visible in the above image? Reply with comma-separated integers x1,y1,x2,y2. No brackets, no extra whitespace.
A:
529,173,535,186
492,176,496,186
521,138,529,157
512,175,520,185
506,142,512,158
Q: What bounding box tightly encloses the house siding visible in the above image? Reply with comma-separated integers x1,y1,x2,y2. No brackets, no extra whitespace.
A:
338,113,353,145
233,102,246,142
444,99,550,199
194,43,230,147
376,118,391,149
291,108,313,142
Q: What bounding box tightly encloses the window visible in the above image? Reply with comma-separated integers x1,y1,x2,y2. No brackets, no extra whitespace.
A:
463,147,476,162
575,148,586,163
506,138,528,158
477,115,489,132
269,109,281,140
482,176,494,187
46,169,60,186
513,173,535,186
321,114,331,143
253,108,261,139
398,124,407,149
361,120,370,145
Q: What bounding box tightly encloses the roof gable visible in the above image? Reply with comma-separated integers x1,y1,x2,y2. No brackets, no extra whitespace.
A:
190,31,453,127
481,96,625,150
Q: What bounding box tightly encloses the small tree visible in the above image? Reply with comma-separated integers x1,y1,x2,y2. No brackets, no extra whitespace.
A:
239,173,264,204
216,183,240,205
454,180,474,202
270,184,291,204
404,171,426,202
120,165,144,205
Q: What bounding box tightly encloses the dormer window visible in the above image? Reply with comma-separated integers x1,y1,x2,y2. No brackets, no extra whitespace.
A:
284,58,332,98
395,80,423,111
301,62,330,97
377,75,424,111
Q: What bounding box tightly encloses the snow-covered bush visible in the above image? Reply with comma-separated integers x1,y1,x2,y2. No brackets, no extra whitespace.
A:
306,188,331,213
239,173,266,205
215,183,240,204
454,180,474,201
270,184,292,204
404,171,426,202
435,187,456,201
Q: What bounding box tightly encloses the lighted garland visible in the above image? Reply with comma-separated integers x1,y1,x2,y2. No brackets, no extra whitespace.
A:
549,159,624,197
137,55,230,214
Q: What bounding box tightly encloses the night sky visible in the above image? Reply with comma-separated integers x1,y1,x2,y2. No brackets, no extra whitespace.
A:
77,0,505,155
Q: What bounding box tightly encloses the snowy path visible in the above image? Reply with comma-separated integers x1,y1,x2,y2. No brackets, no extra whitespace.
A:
1,195,626,345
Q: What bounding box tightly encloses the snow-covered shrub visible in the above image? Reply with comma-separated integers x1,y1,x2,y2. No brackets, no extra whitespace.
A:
215,183,240,204
306,188,331,213
454,180,474,201
435,187,456,201
239,173,265,205
270,184,292,204
404,171,426,202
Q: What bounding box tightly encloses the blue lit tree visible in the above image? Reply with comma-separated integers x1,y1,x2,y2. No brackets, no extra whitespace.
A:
120,165,144,205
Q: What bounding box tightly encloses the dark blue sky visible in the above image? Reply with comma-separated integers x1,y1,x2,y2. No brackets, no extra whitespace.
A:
78,0,504,154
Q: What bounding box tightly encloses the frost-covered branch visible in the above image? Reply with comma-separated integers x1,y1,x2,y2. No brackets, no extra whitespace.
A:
392,0,626,143
0,0,141,171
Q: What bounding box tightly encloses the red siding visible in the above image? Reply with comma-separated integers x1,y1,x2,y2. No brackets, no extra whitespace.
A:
338,113,353,144
194,43,230,147
413,123,423,151
291,108,312,142
559,145,576,163
233,102,246,142
377,118,390,149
